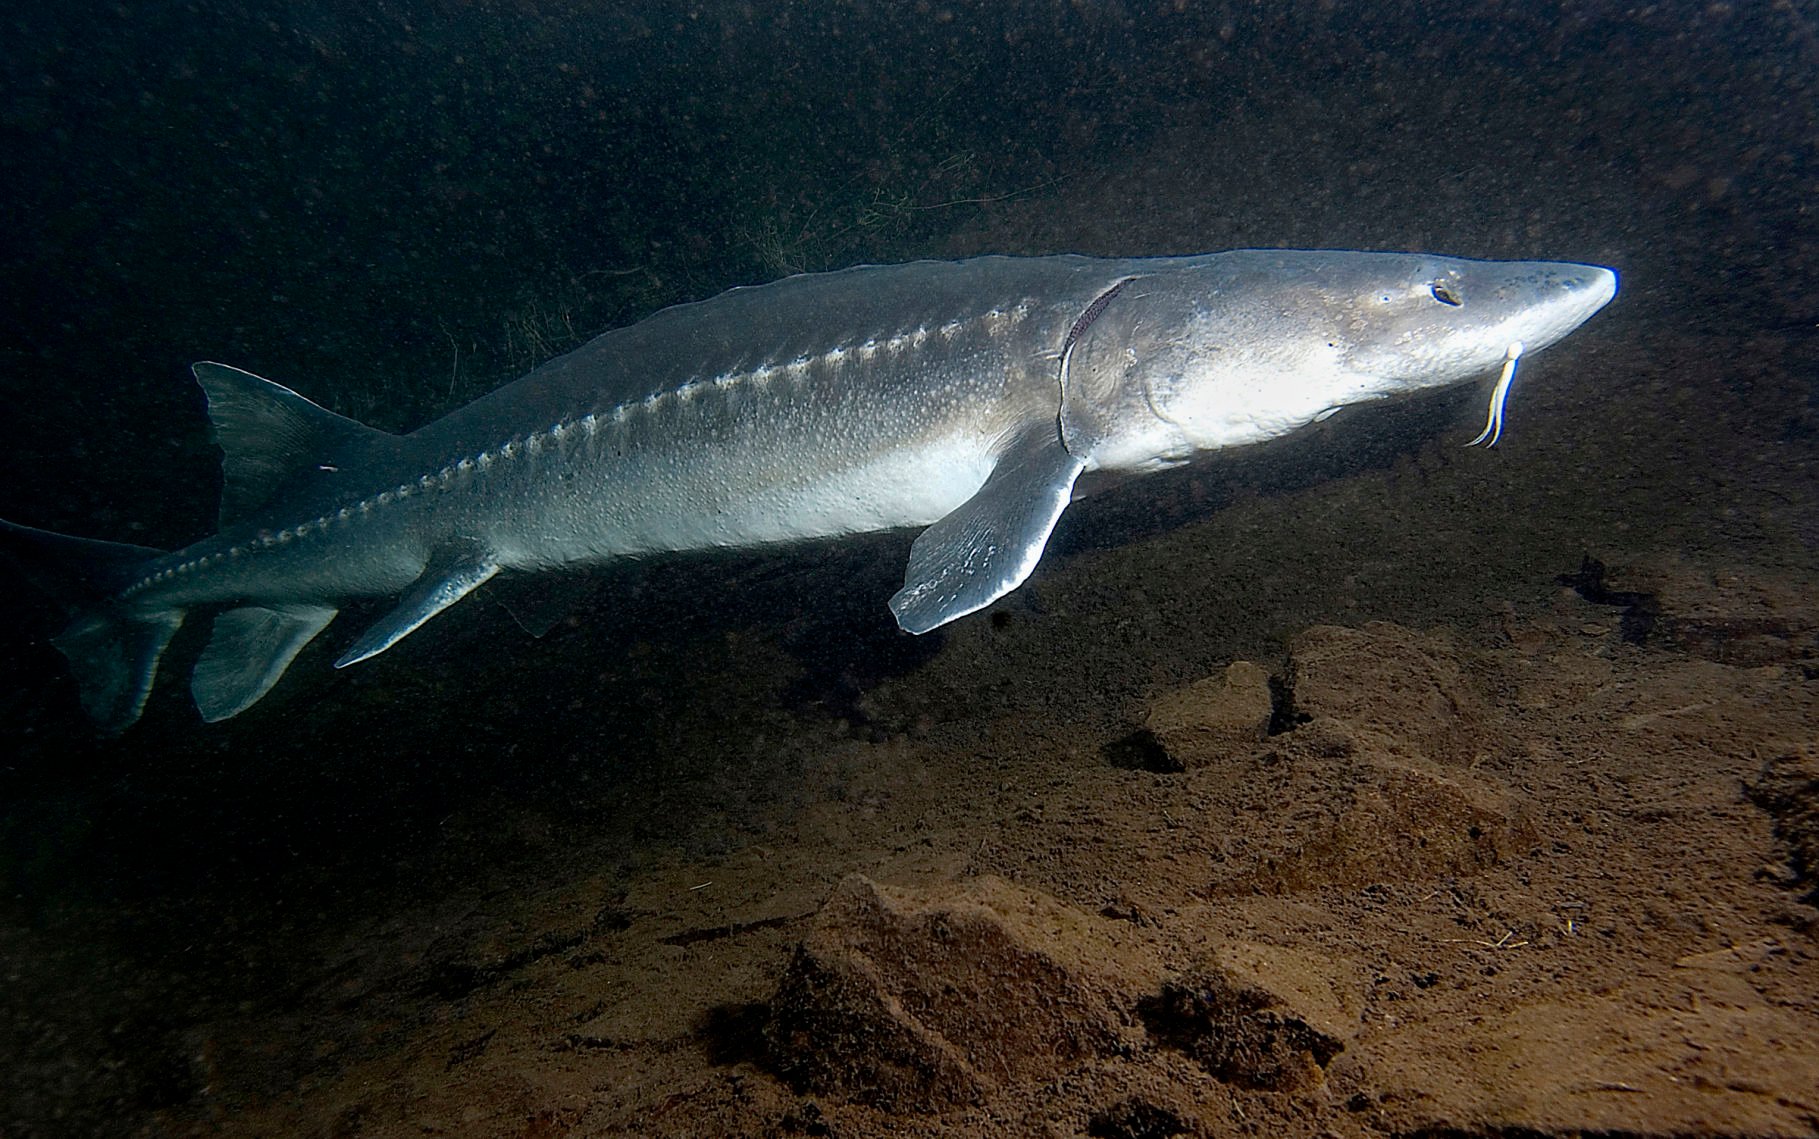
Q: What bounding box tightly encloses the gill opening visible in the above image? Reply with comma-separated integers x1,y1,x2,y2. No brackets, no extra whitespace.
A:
1062,276,1139,359
1057,275,1141,433
1464,340,1524,449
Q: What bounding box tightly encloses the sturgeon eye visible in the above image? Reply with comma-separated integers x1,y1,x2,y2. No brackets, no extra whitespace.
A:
1430,281,1462,306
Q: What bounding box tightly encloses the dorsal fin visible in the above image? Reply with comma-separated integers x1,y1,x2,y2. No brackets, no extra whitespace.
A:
192,362,397,527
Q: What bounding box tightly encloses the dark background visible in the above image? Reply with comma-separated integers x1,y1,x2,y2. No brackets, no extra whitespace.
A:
1,1,1814,1131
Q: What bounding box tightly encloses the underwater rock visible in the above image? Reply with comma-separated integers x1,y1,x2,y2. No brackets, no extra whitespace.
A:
765,873,1151,1111
1288,621,1494,766
1582,555,1819,667
1747,744,1819,905
1143,660,1274,769
1086,1097,1190,1139
1138,941,1360,1092
1256,758,1534,893
1196,620,1537,894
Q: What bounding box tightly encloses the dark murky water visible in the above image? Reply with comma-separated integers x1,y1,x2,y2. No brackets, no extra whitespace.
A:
1,3,1813,1133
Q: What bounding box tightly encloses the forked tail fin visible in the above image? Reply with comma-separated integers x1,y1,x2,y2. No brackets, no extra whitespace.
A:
0,519,184,733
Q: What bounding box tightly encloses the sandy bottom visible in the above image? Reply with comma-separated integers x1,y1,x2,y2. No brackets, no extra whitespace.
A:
201,573,1819,1138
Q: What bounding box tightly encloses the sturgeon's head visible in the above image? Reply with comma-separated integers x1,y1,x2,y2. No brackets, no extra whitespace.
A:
1060,250,1618,472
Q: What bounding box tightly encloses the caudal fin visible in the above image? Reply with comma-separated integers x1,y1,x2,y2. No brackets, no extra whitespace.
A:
0,519,184,733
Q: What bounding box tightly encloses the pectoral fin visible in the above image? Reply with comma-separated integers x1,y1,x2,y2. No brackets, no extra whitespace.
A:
889,422,1085,634
336,543,499,667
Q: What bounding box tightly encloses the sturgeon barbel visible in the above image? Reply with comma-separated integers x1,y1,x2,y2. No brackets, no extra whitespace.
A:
0,250,1616,730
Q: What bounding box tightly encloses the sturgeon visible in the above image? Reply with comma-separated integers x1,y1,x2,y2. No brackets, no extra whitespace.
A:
0,250,1616,731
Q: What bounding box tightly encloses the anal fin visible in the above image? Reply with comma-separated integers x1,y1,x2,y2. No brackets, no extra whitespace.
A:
889,422,1085,634
335,543,499,668
192,603,338,722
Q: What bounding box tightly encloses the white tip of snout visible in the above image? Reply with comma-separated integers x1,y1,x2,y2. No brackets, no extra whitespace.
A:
1588,266,1618,307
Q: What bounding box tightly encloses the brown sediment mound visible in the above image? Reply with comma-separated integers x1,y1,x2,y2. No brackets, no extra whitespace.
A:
765,873,1157,1110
